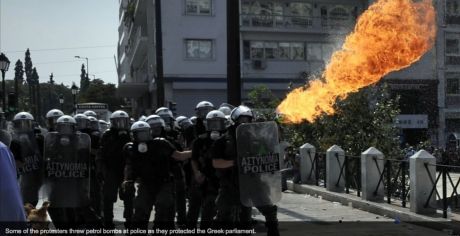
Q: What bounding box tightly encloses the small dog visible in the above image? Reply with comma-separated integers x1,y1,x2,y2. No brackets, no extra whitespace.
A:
24,201,50,231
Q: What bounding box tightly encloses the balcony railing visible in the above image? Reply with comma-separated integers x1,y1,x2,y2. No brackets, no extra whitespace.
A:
241,13,355,31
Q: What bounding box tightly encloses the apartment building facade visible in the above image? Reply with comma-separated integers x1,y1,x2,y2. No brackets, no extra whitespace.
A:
117,0,367,116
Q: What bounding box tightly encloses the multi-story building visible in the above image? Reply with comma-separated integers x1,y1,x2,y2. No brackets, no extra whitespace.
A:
117,0,367,116
436,0,460,147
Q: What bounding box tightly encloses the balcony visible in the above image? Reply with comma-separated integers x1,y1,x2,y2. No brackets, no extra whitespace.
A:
127,26,148,67
118,71,149,98
240,13,355,33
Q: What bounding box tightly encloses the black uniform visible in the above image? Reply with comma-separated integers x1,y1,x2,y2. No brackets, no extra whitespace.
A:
124,138,177,230
212,127,279,236
98,128,132,227
11,132,44,206
187,134,219,229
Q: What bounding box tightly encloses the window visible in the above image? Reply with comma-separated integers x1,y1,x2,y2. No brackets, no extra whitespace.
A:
446,33,460,65
245,41,305,61
447,0,460,24
185,39,213,59
185,0,211,15
290,43,305,60
447,73,460,95
307,43,336,62
278,42,290,60
250,41,264,59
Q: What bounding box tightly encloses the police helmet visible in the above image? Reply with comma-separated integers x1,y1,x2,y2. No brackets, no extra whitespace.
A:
130,121,152,142
145,115,165,137
218,106,232,116
46,109,64,131
73,113,89,131
13,112,34,131
83,110,97,118
176,116,193,130
56,115,77,135
230,105,254,124
205,110,227,132
190,116,197,125
99,120,110,131
155,107,174,125
110,110,130,130
87,116,100,131
195,101,214,119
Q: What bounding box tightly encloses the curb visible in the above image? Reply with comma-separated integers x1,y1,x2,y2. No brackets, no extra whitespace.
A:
287,181,460,233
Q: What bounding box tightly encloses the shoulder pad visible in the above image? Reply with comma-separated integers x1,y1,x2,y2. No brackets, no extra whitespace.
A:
123,142,134,151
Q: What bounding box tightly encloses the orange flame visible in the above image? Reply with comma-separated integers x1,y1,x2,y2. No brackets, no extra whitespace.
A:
277,0,436,124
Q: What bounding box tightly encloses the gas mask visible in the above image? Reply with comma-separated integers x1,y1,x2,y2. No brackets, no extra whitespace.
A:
164,125,171,132
138,142,148,153
133,130,151,143
151,126,163,138
210,131,222,140
60,136,70,146
118,130,128,136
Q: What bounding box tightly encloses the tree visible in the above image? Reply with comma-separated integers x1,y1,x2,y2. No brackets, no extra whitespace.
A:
79,79,125,111
282,83,402,158
80,64,90,94
13,60,24,110
247,85,280,121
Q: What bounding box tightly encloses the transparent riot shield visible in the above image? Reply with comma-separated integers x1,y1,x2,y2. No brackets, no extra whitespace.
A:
236,121,282,207
12,131,43,204
43,132,91,208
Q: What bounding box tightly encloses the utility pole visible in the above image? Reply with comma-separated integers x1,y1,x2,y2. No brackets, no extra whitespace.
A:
226,0,241,106
155,0,165,108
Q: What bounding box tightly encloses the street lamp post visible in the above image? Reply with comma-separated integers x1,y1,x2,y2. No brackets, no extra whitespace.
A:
71,83,79,114
59,94,64,111
0,53,10,112
74,56,89,78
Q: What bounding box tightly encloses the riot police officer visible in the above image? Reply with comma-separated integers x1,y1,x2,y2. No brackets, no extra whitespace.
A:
187,110,226,229
44,115,101,228
122,121,192,230
99,120,110,132
83,110,98,119
212,105,279,236
176,116,195,149
194,101,214,137
10,112,44,206
74,114,90,133
98,110,132,228
86,116,103,218
45,109,64,132
155,108,188,227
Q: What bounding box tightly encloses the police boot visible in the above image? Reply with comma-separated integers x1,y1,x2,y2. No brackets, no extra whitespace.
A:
266,223,280,236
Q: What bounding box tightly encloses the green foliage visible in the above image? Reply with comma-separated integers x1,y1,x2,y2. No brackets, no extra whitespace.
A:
247,85,280,121
78,79,124,111
281,83,402,157
79,64,90,94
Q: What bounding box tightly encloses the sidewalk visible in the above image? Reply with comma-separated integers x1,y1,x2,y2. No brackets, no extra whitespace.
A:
287,181,460,235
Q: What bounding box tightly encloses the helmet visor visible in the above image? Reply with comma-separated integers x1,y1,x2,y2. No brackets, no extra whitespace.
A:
14,120,33,131
76,119,88,130
151,127,163,137
206,119,226,131
57,123,75,135
111,118,130,130
237,116,252,124
90,121,100,131
134,130,151,142
47,117,59,130
159,115,173,126
196,107,212,119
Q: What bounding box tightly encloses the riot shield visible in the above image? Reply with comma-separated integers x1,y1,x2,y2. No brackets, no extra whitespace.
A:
43,132,91,208
12,131,43,204
236,121,282,207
